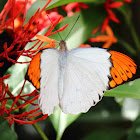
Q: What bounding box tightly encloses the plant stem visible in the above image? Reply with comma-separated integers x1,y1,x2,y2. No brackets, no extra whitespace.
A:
118,38,136,55
29,118,49,140
127,20,140,51
3,104,48,140
119,6,140,51
4,104,19,113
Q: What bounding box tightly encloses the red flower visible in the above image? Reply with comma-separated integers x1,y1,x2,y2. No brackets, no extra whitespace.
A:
124,0,131,3
102,0,131,32
0,79,48,126
65,2,89,17
89,25,117,48
1,0,63,40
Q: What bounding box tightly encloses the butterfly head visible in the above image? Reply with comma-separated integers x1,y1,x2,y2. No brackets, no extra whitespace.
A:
59,40,68,52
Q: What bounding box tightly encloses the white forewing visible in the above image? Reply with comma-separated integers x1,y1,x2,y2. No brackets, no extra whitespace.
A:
39,49,59,115
60,47,112,114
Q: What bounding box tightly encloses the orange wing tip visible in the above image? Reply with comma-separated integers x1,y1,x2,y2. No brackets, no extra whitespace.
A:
109,80,116,88
26,52,41,90
109,51,138,89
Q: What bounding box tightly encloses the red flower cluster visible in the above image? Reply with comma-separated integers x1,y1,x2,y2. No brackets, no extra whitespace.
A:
1,0,63,39
89,25,117,48
65,2,89,17
64,0,131,48
0,0,68,126
0,80,48,126
102,0,131,32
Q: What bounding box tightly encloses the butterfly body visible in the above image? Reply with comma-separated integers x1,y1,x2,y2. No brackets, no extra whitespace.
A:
26,39,137,115
58,40,69,100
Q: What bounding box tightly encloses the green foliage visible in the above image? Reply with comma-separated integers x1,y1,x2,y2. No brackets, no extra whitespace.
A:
50,108,80,140
4,56,34,96
128,114,140,140
0,118,17,140
82,128,125,140
105,79,140,99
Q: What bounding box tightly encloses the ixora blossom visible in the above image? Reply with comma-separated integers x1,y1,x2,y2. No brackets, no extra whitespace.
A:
0,0,63,39
89,25,117,48
0,0,68,126
65,2,89,17
102,0,131,32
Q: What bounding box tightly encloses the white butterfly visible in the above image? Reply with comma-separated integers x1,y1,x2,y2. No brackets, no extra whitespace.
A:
26,36,137,116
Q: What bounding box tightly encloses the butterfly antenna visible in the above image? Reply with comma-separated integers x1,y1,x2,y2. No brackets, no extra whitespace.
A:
47,15,63,40
64,15,80,41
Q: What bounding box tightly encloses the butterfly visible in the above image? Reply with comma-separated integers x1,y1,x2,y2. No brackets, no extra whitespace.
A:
26,35,138,116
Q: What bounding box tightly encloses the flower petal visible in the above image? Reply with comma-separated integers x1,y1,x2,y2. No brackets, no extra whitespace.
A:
109,2,123,8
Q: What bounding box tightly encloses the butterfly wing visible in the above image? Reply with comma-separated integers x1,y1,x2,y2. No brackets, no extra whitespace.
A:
109,51,137,88
39,49,60,115
26,52,41,90
60,47,112,114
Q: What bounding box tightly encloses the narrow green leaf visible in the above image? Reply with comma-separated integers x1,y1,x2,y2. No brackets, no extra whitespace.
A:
105,79,140,99
117,37,136,56
0,118,17,140
49,108,80,140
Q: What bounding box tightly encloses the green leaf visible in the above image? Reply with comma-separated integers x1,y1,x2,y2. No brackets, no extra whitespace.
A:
118,4,132,21
82,128,125,140
46,0,105,10
127,114,140,140
25,5,106,50
105,79,140,99
24,0,58,25
49,107,80,140
24,0,105,25
117,37,136,56
4,56,35,96
43,6,105,49
0,118,17,140
0,0,7,13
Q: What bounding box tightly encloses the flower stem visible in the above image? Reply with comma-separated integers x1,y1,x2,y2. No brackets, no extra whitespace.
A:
29,118,49,140
119,6,140,51
127,20,140,51
118,37,136,56
5,104,19,113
